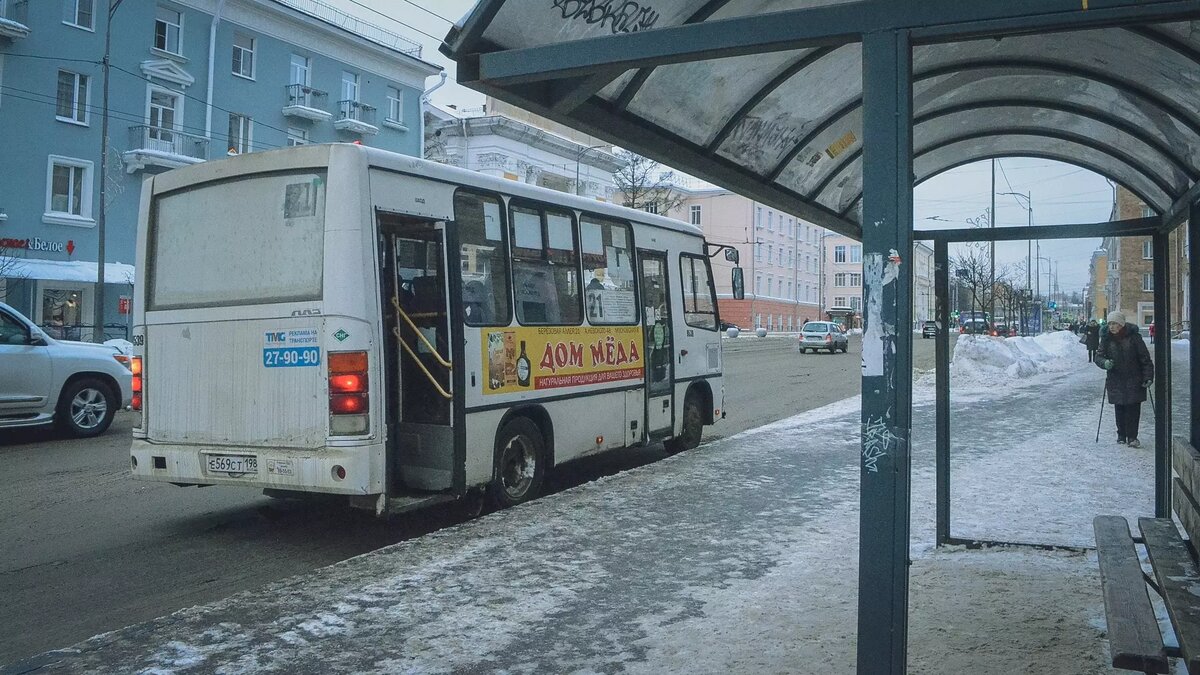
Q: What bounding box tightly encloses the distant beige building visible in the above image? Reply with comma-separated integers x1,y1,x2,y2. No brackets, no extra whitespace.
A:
820,235,934,330
1088,249,1108,320
1103,186,1190,329
664,187,822,331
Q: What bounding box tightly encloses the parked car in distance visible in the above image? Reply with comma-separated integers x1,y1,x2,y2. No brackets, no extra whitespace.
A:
991,322,1010,337
0,302,133,437
921,320,939,339
799,321,849,354
719,320,740,332
959,319,991,335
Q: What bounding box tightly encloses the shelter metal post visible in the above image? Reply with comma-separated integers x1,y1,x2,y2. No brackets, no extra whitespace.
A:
1153,232,1171,518
1190,202,1200,449
935,239,951,546
857,28,914,675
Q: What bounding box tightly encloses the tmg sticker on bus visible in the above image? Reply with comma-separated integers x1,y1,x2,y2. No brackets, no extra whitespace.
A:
263,328,321,368
482,326,644,394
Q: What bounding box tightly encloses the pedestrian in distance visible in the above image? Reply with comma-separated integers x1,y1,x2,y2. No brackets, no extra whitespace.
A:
1149,321,1156,344
1085,319,1100,363
1095,311,1154,448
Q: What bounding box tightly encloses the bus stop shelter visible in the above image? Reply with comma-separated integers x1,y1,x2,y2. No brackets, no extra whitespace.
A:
440,2,1200,671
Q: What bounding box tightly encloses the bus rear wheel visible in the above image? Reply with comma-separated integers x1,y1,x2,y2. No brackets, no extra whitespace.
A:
664,393,703,454
489,417,547,509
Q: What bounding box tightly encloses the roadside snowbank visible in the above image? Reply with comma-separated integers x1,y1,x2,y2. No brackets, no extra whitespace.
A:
949,331,1086,388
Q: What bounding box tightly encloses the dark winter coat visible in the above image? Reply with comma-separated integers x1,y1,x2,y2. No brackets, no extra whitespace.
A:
1094,324,1153,405
1085,324,1100,350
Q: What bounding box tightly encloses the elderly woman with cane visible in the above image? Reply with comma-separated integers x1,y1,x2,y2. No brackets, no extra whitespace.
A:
1095,311,1154,447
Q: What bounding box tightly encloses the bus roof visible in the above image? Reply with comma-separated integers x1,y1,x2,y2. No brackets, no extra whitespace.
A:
152,143,705,240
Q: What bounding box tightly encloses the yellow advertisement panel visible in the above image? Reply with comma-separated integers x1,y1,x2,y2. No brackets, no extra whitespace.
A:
482,325,644,395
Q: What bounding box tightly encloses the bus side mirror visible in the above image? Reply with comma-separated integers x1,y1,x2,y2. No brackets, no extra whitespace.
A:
731,267,745,300
724,248,739,265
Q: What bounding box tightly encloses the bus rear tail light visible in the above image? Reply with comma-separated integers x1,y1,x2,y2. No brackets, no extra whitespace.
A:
131,356,143,411
328,351,369,435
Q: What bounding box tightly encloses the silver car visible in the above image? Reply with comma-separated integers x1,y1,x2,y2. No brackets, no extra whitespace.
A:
0,302,133,437
799,321,849,354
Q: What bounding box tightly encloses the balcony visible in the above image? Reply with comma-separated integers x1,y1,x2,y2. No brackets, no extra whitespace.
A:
123,125,208,173
0,0,30,40
334,100,378,135
283,84,331,121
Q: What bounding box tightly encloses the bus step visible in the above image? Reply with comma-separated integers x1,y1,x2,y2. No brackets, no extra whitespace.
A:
387,493,457,515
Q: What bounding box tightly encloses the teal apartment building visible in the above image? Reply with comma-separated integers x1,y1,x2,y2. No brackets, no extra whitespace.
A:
0,0,439,339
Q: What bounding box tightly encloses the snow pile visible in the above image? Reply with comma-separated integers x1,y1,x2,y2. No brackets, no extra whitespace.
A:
950,331,1086,388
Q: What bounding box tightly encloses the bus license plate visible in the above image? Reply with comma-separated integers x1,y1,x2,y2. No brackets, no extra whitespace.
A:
206,454,258,475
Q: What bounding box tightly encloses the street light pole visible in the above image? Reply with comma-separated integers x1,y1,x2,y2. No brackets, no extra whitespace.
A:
1000,191,1033,334
94,0,125,342
990,159,996,324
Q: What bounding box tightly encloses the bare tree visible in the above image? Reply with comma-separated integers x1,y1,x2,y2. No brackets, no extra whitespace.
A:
950,243,994,319
613,150,685,215
0,245,28,303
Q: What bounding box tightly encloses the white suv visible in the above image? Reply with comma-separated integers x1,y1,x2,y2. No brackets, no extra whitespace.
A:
0,302,133,437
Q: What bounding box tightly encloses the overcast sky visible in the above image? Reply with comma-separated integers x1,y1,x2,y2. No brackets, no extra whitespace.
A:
334,1,1114,294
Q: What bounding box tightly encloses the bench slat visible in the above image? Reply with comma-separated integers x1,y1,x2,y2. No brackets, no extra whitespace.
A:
1141,517,1200,674
1094,516,1169,672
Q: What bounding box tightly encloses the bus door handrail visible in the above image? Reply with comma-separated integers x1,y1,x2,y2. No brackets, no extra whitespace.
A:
391,294,452,369
390,294,453,400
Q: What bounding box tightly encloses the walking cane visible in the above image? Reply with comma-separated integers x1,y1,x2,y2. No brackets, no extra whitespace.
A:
1095,387,1107,444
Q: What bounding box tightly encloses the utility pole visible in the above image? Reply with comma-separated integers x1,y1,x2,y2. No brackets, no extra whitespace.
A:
989,159,996,323
574,144,606,196
94,0,125,342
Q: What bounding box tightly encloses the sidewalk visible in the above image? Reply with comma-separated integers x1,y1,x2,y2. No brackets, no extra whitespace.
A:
14,336,1167,674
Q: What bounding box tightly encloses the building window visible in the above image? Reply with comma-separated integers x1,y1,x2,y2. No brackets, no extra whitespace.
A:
154,6,183,55
1142,240,1153,259
45,155,93,222
834,296,846,307
787,281,793,299
834,245,846,263
834,273,847,287
232,33,255,79
850,296,861,311
755,275,762,295
755,242,763,262
386,86,404,123
147,88,180,147
1141,206,1155,218
756,206,763,229
778,248,784,265
642,203,658,215
1143,273,1153,292
63,0,94,30
850,245,862,263
290,54,310,86
227,114,252,154
788,249,794,267
341,70,359,102
767,244,773,264
56,70,89,125
849,273,862,286
689,204,701,226
767,210,774,231
286,127,308,146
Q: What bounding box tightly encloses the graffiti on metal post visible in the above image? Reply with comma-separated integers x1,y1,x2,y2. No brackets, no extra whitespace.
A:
861,416,894,473
552,0,661,34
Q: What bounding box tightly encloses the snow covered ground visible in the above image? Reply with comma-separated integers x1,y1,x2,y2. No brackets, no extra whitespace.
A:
18,334,1186,674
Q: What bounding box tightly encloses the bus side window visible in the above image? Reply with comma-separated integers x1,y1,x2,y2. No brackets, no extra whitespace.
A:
455,191,510,326
509,202,581,326
581,216,638,325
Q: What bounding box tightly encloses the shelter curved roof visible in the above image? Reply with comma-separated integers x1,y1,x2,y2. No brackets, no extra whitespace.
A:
443,1,1200,238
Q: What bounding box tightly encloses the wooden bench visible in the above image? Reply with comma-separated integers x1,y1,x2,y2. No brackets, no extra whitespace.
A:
1095,438,1200,674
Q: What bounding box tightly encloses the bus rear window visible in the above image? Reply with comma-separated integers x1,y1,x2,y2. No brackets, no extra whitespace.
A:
150,171,326,309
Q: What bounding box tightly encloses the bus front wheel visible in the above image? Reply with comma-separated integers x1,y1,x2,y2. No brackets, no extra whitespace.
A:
489,417,547,508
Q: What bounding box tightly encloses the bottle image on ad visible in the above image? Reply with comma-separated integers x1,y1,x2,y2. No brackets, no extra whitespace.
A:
516,340,531,387
503,331,517,386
